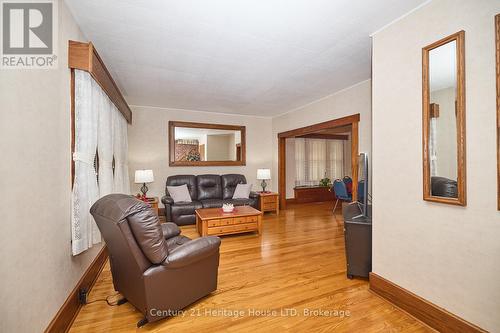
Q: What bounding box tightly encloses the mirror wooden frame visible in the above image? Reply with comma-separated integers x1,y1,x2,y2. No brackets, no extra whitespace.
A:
422,31,466,206
168,121,246,167
496,14,500,210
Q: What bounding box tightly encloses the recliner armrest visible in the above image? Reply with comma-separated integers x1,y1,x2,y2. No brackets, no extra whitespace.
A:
161,222,181,239
163,236,221,268
249,191,259,199
161,195,174,205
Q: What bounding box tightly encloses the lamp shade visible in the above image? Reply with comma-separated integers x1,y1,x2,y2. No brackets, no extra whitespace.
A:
257,168,271,180
134,169,154,183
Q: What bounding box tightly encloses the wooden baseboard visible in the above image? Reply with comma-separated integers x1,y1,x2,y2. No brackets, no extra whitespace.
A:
44,246,108,333
285,198,296,204
369,273,486,333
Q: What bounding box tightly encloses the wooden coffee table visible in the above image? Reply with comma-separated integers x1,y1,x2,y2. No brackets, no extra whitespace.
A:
195,206,263,237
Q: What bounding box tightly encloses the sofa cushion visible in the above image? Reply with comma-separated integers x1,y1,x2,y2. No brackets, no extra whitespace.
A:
167,184,192,203
200,199,224,208
232,183,252,199
127,204,168,264
171,201,202,217
221,174,247,199
197,175,222,200
166,175,197,200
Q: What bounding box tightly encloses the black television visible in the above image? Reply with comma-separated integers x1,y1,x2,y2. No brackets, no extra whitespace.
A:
352,152,370,219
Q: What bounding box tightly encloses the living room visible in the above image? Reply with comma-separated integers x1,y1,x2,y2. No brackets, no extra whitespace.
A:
1,0,499,332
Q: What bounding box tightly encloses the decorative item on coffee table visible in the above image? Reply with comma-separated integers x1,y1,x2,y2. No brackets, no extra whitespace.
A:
258,191,279,215
222,203,234,213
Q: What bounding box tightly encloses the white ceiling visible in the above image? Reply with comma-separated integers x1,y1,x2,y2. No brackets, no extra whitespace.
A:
65,0,427,116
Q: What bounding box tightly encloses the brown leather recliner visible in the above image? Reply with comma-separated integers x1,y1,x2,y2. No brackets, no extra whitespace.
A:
90,194,221,327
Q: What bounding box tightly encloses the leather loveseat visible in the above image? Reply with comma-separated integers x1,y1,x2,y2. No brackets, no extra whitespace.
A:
162,174,258,225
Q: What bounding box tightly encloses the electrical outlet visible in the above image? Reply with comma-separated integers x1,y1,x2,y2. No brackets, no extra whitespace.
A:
78,288,88,305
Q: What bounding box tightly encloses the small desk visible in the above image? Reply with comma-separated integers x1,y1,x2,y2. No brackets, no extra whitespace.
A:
257,192,279,215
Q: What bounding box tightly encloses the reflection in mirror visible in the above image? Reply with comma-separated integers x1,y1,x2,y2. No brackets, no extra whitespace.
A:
428,40,458,198
169,121,246,166
422,31,466,206
174,127,242,162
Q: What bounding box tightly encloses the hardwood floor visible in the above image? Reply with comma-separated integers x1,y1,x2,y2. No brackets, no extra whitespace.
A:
69,202,433,332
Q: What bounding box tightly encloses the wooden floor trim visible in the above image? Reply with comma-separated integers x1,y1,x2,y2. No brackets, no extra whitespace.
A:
44,246,108,333
369,273,486,333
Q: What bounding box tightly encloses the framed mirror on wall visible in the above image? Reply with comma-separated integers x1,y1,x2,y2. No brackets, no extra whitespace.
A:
496,14,500,211
169,121,246,167
422,31,466,206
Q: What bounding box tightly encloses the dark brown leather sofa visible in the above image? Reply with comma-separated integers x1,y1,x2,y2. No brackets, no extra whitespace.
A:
162,174,259,225
90,194,221,327
431,176,458,198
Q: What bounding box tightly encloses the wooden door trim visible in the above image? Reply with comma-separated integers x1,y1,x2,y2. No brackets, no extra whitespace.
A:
495,14,500,210
278,114,359,138
277,114,361,209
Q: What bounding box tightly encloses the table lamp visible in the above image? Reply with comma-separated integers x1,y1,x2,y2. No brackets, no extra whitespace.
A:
257,168,271,192
135,169,154,197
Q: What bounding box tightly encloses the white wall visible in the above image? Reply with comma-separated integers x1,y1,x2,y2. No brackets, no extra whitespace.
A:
0,1,104,332
272,79,372,193
372,0,500,331
128,106,273,198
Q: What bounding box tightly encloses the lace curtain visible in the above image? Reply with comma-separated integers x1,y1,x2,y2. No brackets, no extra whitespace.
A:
113,104,130,194
71,70,130,256
97,87,114,197
295,138,344,186
71,70,100,255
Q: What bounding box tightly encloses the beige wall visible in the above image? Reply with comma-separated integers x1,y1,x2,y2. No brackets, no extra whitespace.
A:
128,106,273,198
0,1,104,332
372,0,500,331
206,134,232,161
272,79,372,193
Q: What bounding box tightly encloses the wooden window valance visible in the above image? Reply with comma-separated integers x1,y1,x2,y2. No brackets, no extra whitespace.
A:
68,40,132,123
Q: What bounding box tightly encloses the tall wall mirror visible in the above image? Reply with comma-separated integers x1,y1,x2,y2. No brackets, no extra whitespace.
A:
422,31,466,206
169,121,246,166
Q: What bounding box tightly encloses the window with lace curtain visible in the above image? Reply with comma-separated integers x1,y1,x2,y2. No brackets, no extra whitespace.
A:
71,70,130,256
294,138,344,186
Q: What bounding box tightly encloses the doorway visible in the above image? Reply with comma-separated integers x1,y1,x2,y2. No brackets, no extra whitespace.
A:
277,114,360,210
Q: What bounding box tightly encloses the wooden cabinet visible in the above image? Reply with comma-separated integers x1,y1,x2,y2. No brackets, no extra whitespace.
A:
258,192,279,215
293,186,335,204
